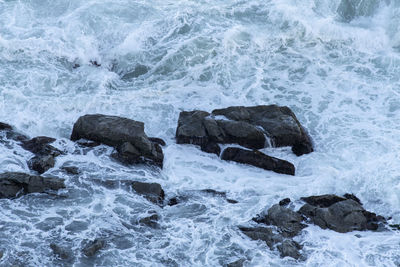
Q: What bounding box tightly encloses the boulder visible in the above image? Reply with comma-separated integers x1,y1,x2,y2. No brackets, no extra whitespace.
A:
221,147,295,175
264,204,306,237
131,181,165,205
0,172,65,198
28,155,56,174
277,240,302,260
299,194,386,233
82,239,105,257
20,136,61,156
71,114,164,167
176,110,210,146
212,105,313,155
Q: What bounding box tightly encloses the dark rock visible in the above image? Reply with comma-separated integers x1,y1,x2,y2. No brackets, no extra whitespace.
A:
167,197,180,206
176,110,210,146
277,240,302,259
200,141,220,156
131,181,165,205
212,105,313,155
301,194,347,208
298,198,382,233
343,193,362,204
227,198,239,204
279,198,291,206
0,122,12,130
200,189,238,204
61,166,80,175
239,226,282,248
71,114,164,168
265,204,306,237
20,136,61,156
0,172,65,198
139,213,159,228
50,243,72,260
89,60,101,67
226,259,246,267
76,139,101,147
221,147,295,175
149,137,166,146
82,239,105,257
28,155,55,174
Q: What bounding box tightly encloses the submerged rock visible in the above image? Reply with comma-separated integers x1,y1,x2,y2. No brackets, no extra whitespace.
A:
131,181,165,205
138,213,159,228
226,259,246,267
28,155,55,174
50,243,72,260
71,114,164,168
0,172,65,198
221,147,295,175
82,239,105,257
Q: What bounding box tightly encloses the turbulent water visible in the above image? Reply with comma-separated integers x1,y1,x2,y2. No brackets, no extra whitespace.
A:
0,0,400,266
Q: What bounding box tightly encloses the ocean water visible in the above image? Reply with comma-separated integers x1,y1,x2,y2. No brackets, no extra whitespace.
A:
0,0,400,266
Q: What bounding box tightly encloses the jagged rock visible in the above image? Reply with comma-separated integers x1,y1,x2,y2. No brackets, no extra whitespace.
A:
166,189,238,206
138,213,159,228
299,195,386,233
0,172,65,198
200,141,221,156
28,155,55,174
212,105,313,155
149,137,166,146
279,198,291,206
131,181,165,205
239,226,283,248
61,166,80,175
176,110,210,146
82,239,105,257
0,122,28,142
221,147,295,175
50,243,72,260
0,122,12,130
71,114,164,168
20,136,62,156
277,240,302,259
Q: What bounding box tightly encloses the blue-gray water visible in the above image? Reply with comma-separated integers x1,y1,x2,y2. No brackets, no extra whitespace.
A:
0,0,400,266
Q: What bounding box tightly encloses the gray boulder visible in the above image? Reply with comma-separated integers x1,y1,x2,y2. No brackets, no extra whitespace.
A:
221,147,295,175
265,204,306,237
0,172,65,198
277,240,302,260
28,155,56,174
71,114,164,168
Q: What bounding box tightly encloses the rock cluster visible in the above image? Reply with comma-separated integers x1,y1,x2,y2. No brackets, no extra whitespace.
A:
176,105,313,174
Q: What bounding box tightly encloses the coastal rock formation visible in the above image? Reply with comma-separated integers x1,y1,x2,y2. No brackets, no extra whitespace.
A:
71,114,164,168
0,172,65,198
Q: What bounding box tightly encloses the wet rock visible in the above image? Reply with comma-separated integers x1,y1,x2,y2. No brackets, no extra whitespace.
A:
149,137,166,146
50,243,72,260
61,166,80,175
176,110,210,146
0,122,12,130
131,181,165,205
0,172,65,198
277,240,302,259
71,114,164,168
82,239,105,257
89,60,101,67
264,204,306,237
200,141,220,156
299,195,386,233
221,147,295,175
279,198,291,206
239,226,283,248
76,139,101,148
343,193,362,204
28,155,55,174
200,189,238,204
138,213,159,228
226,259,246,267
20,136,62,156
0,123,28,142
212,105,313,155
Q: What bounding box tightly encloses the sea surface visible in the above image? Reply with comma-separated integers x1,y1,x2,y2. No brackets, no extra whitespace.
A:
0,0,400,266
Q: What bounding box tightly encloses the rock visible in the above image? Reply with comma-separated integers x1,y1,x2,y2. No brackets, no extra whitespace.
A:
226,259,246,267
82,239,105,257
0,122,12,130
122,64,149,79
0,172,65,198
200,141,220,156
343,193,362,204
279,198,291,206
149,137,166,146
167,197,180,206
138,213,159,228
239,226,283,248
264,204,306,237
71,114,164,168
337,0,379,22
212,105,313,155
28,155,55,174
221,147,295,175
176,110,210,146
200,189,238,204
277,240,302,259
131,181,165,205
0,123,28,142
50,243,72,260
20,136,62,156
76,140,101,147
299,195,386,233
301,194,347,208
61,166,80,175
